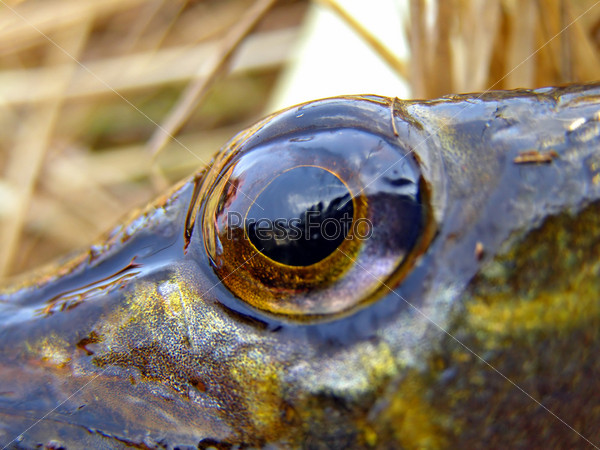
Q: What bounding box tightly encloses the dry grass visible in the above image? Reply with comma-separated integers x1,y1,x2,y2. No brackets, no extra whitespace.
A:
0,0,307,278
408,0,600,97
1,0,600,279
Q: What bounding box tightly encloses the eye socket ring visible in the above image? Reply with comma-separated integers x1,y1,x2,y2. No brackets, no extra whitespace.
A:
198,96,437,321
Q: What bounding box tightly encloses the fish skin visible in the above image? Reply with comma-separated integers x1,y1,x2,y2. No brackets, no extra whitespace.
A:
1,83,600,448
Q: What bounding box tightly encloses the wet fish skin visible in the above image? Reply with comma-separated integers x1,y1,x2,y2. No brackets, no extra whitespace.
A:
1,83,600,448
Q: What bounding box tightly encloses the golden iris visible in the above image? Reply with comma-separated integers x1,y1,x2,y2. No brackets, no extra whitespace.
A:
198,97,436,321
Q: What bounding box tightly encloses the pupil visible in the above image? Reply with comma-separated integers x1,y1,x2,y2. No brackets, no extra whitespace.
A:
245,166,354,266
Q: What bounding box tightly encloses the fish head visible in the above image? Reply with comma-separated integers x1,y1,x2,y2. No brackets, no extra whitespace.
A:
2,84,600,448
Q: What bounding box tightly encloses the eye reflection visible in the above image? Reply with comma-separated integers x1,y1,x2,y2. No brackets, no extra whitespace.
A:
245,166,354,267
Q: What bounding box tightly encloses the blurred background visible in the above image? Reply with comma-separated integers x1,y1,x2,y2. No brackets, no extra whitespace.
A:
1,0,600,279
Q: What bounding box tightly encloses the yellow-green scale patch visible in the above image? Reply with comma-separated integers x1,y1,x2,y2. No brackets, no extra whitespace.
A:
426,201,600,446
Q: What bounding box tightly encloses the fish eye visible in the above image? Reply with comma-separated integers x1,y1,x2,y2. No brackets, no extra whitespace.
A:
198,96,439,320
